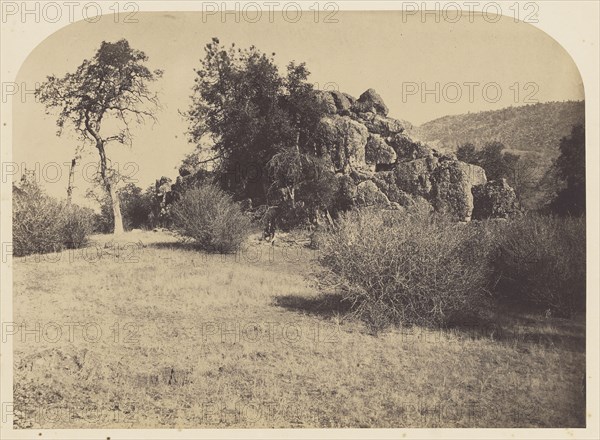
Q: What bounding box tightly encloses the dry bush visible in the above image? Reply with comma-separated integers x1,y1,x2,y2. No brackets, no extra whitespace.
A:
13,183,65,256
61,204,94,249
493,214,585,317
318,208,494,330
13,182,93,256
170,183,251,253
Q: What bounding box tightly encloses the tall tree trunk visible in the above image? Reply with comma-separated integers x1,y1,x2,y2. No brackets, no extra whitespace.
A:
66,157,76,206
97,141,124,234
108,182,124,234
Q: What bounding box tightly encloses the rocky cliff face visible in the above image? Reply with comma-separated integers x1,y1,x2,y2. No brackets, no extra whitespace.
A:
315,88,518,221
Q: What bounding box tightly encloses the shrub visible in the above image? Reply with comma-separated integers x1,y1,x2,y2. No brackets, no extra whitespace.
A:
493,214,585,317
13,181,93,256
318,208,494,330
170,183,251,253
61,204,94,249
13,182,66,256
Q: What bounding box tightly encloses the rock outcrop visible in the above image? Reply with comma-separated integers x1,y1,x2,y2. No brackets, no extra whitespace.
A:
356,180,391,208
315,88,517,220
472,179,521,220
171,88,519,223
317,115,369,171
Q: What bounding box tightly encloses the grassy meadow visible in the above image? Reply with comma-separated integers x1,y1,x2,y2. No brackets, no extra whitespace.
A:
12,230,585,428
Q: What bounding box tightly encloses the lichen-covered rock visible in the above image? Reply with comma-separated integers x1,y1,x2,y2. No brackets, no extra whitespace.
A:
371,171,407,206
389,133,433,161
352,88,389,116
356,111,375,122
364,115,406,136
371,171,413,205
365,134,397,164
472,178,521,219
343,92,356,106
317,115,369,171
310,87,520,222
314,90,337,114
356,180,391,207
330,90,352,114
393,156,439,198
430,161,487,221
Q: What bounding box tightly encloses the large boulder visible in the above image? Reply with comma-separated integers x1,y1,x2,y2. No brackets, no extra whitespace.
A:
472,178,521,219
343,92,357,106
365,134,397,165
364,114,406,136
356,180,391,207
314,90,337,114
317,115,369,171
389,133,433,161
393,156,439,198
430,161,487,221
352,88,389,116
330,90,353,114
335,174,358,210
371,171,414,206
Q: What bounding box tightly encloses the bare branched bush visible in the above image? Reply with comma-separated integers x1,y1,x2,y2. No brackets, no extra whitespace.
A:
61,204,94,249
170,184,251,253
493,214,585,317
13,182,93,256
318,208,494,330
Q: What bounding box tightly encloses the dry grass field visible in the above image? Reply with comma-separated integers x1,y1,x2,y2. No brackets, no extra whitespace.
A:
12,230,586,428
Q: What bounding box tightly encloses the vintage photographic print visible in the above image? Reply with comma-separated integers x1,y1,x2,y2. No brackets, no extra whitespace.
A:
1,1,598,438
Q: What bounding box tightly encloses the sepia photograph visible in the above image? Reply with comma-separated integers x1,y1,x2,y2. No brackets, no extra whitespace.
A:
0,1,598,438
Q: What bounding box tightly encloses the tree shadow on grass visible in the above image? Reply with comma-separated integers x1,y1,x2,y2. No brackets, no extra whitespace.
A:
148,241,239,255
149,241,200,252
445,307,586,353
274,295,585,351
273,293,354,319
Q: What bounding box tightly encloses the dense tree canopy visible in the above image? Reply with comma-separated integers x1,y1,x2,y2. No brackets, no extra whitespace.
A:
186,38,328,205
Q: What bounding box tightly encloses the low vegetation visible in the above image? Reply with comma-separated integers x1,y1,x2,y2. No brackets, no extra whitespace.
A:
318,208,495,330
170,183,252,253
317,209,585,330
13,181,93,257
493,214,586,317
12,230,585,428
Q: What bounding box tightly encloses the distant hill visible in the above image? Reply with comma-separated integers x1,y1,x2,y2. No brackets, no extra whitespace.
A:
411,101,585,157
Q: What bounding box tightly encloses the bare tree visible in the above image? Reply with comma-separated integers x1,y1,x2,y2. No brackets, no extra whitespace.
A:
36,39,162,234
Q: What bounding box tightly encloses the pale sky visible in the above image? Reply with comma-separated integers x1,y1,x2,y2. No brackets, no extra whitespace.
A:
13,11,584,205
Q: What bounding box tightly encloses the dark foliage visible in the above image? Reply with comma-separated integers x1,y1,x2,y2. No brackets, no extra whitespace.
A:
186,38,328,209
550,124,585,216
493,214,585,317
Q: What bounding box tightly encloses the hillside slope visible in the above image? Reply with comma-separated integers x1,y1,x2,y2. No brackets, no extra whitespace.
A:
411,101,585,156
